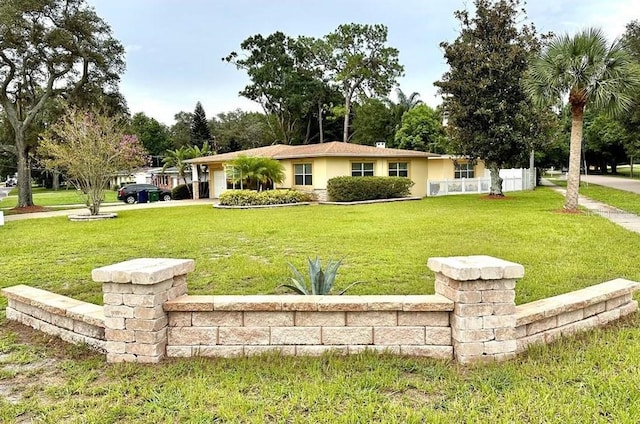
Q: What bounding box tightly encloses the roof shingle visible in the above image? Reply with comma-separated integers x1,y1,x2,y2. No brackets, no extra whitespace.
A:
188,141,439,164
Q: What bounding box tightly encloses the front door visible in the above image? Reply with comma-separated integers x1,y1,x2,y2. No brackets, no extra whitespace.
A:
213,170,227,198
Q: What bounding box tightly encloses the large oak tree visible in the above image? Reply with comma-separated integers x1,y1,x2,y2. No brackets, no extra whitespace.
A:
224,32,320,144
435,0,542,196
0,0,125,208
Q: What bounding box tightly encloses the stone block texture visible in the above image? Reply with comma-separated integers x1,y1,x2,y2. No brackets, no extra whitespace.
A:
515,279,640,353
1,285,106,351
429,256,522,364
98,258,194,363
3,257,639,365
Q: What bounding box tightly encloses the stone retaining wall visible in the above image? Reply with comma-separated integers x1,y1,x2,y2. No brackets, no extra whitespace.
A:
163,295,454,358
515,279,639,353
2,285,105,351
1,256,639,365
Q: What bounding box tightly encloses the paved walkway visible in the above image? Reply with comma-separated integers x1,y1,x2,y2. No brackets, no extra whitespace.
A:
541,178,640,234
2,198,215,222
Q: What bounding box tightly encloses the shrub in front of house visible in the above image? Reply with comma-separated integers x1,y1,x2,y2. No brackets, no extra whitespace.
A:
219,190,312,206
172,184,192,200
327,176,414,202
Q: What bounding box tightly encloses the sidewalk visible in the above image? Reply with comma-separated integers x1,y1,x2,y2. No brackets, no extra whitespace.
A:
541,179,640,234
3,198,215,222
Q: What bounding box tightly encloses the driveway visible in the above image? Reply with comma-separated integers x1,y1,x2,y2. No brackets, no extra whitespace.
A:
581,175,640,195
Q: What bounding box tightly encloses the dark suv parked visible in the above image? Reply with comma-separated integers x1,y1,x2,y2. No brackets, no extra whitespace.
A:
117,184,172,204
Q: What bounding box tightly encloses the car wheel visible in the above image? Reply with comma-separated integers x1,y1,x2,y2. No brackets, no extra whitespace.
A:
125,195,136,204
162,194,171,201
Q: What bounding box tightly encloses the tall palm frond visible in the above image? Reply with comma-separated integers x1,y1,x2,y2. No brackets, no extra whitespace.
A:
524,27,640,210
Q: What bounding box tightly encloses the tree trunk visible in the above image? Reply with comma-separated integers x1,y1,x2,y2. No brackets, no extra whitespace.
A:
631,157,635,178
318,100,324,143
342,94,351,143
304,117,311,144
611,161,617,174
529,149,535,189
15,130,34,208
565,103,585,211
52,171,60,191
487,162,504,196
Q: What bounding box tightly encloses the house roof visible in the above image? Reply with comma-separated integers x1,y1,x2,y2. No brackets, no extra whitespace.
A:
187,141,440,164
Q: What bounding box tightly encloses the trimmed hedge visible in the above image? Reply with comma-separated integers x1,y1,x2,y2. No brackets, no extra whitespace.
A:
327,176,414,202
219,190,312,206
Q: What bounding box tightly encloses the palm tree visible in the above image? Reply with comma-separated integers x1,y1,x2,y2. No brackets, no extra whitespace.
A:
187,141,212,158
254,157,285,190
387,88,423,133
162,146,192,194
525,28,640,211
227,156,284,191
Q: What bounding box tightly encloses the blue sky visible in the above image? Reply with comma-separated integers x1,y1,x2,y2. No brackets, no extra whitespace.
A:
88,0,640,125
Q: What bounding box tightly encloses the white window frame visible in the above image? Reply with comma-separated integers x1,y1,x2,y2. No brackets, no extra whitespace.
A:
352,162,374,177
294,163,313,186
454,162,475,179
388,162,408,177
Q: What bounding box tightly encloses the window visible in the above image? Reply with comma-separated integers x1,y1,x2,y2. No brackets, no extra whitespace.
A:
388,162,408,177
352,162,374,177
454,162,475,179
294,163,313,186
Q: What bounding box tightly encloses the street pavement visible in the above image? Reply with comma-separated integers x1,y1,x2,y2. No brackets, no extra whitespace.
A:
581,174,640,195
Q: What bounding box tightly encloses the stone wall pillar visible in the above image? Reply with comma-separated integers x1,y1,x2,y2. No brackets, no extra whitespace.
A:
428,255,524,364
92,258,194,363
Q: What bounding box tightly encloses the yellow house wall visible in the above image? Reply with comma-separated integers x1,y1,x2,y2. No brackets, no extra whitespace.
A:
279,160,294,188
427,158,486,180
408,158,429,197
287,157,429,197
202,155,454,198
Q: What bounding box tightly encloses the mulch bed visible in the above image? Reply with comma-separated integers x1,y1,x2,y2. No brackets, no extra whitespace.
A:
7,205,52,214
479,194,515,200
552,208,583,215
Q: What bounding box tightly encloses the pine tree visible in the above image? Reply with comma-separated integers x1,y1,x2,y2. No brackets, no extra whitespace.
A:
190,101,212,148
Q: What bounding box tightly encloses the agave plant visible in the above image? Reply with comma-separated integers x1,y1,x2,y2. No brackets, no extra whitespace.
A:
281,257,359,295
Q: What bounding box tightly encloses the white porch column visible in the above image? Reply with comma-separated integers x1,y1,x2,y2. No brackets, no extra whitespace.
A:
190,164,200,200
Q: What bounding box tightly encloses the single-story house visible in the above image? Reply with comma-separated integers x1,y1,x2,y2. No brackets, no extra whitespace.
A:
186,141,486,200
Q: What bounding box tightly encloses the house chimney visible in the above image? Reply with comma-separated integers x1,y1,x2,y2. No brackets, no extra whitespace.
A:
375,142,386,149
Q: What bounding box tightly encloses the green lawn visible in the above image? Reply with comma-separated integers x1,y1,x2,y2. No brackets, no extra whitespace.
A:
0,187,118,209
1,188,640,422
548,179,640,215
610,165,640,179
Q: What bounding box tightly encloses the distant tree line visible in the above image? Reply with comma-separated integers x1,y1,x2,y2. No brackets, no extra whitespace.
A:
3,0,640,210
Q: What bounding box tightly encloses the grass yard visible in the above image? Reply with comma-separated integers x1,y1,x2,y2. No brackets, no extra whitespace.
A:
548,179,640,215
0,187,118,209
610,165,640,180
1,187,640,422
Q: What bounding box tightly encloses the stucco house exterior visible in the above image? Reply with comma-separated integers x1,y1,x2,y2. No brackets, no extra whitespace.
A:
186,141,487,200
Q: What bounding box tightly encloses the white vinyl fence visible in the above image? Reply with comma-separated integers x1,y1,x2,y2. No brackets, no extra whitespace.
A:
427,168,535,197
